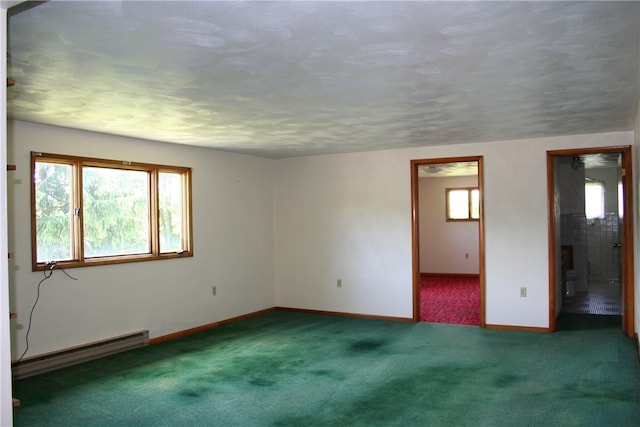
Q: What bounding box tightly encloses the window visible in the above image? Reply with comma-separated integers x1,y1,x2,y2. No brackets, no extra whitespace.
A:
446,188,479,221
618,181,623,218
584,180,604,219
32,152,192,270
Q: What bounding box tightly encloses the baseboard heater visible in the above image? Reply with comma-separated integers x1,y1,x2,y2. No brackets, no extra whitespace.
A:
12,330,149,380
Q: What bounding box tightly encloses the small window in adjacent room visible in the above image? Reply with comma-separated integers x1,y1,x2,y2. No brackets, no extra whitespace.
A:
585,180,605,219
446,188,479,221
32,152,193,270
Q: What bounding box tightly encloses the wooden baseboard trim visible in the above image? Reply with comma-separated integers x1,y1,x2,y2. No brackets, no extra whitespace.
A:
275,306,413,323
149,307,276,345
420,273,480,278
149,307,552,346
485,323,552,333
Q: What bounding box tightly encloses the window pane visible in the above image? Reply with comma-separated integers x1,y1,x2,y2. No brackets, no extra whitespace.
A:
159,172,183,253
618,182,623,218
448,189,470,219
83,167,150,257
585,181,604,219
470,189,480,219
34,162,73,262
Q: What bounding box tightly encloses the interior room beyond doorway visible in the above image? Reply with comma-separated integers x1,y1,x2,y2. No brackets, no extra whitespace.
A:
412,157,484,326
557,153,623,317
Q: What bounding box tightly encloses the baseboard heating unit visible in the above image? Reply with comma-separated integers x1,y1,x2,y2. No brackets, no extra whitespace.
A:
12,330,149,380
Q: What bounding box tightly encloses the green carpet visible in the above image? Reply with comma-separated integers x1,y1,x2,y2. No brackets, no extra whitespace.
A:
12,311,640,426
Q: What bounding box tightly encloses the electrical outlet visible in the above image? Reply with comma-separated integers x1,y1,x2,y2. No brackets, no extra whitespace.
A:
520,287,527,298
212,286,217,296
337,279,342,288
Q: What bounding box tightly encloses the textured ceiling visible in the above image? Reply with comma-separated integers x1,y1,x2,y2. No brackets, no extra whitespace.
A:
418,152,620,179
418,162,477,178
6,1,640,159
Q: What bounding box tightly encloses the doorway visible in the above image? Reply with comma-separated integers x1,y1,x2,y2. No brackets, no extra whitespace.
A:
547,147,635,336
411,156,485,326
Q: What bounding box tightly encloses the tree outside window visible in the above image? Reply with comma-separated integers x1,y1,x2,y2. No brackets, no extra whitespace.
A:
32,152,192,270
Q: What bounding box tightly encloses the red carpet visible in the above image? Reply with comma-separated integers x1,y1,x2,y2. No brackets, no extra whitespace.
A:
420,274,480,326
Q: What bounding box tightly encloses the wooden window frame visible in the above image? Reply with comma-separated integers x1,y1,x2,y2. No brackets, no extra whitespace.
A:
31,152,193,271
446,187,480,221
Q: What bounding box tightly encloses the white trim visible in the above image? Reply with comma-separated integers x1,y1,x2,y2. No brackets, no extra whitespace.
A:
1,2,21,424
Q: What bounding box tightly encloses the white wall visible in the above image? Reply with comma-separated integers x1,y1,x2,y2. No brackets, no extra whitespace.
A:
273,151,413,317
418,176,479,275
274,131,634,327
7,121,275,358
1,4,13,425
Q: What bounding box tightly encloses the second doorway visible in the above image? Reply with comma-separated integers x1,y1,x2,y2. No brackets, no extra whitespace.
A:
411,156,485,326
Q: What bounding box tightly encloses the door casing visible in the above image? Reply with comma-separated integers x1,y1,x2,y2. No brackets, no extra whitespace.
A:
410,156,486,326
546,146,635,336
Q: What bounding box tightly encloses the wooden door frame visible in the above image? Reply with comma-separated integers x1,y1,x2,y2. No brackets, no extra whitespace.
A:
547,146,635,336
410,156,486,326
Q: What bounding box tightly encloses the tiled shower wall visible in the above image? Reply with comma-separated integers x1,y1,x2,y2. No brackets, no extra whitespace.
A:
586,212,621,282
561,213,588,292
561,212,620,290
